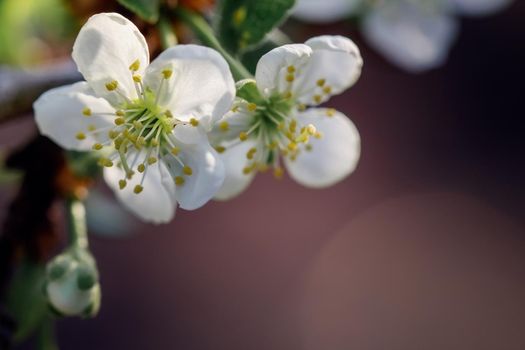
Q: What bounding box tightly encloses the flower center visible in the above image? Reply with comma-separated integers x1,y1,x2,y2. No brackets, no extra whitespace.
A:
77,60,198,194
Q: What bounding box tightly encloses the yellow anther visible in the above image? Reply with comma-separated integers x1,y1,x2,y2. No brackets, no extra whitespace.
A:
82,107,92,116
162,69,173,79
298,104,306,111
147,157,157,165
278,122,285,130
115,117,125,126
307,124,317,135
258,163,269,172
316,79,326,87
126,170,135,179
92,143,103,150
183,166,193,176
119,179,127,189
246,147,257,160
99,158,113,167
190,118,199,127
133,75,142,83
105,80,118,91
268,141,277,150
323,86,332,94
326,108,336,117
287,142,297,151
273,167,284,179
305,144,313,152
287,65,296,73
247,103,257,112
286,74,295,82
150,139,159,147
285,131,294,140
242,166,252,175
75,132,86,140
289,119,297,133
108,130,119,139
171,147,180,155
313,95,322,104
138,164,146,173
314,132,323,139
219,121,229,131
133,185,143,194
239,131,248,141
116,110,125,117
137,136,146,146
233,6,247,26
215,146,226,153
133,121,143,129
284,91,293,99
129,59,140,72
87,124,96,132
175,176,185,185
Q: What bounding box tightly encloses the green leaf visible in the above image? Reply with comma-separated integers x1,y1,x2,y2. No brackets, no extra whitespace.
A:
117,0,161,23
217,0,295,54
6,261,49,342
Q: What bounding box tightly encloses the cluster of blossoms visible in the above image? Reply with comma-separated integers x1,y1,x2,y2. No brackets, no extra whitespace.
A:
34,12,363,224
294,0,513,72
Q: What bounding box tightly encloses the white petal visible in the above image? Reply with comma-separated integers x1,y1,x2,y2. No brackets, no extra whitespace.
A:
144,45,235,130
172,124,207,145
255,37,363,105
284,108,360,188
33,82,115,151
451,0,513,16
103,152,177,224
298,35,363,105
164,143,225,210
209,107,254,145
362,2,459,73
293,0,362,23
72,12,149,106
255,43,312,97
214,139,258,201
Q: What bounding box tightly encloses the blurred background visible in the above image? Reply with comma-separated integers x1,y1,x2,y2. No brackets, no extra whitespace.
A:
1,0,524,349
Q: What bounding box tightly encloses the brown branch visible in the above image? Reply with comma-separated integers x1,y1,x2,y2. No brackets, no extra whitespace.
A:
0,61,81,125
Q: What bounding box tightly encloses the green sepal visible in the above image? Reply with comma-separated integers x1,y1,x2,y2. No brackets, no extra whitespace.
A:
217,0,296,54
236,79,265,104
116,0,161,23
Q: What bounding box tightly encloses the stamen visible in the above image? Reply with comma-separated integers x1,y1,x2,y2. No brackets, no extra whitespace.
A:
190,118,199,127
76,132,86,140
219,121,229,131
82,107,92,116
316,79,326,87
133,185,143,194
105,80,118,91
247,103,257,112
119,179,127,189
175,176,185,185
129,59,140,72
215,146,226,153
162,69,173,79
182,166,193,176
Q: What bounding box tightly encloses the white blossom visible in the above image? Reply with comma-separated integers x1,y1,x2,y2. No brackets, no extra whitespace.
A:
294,0,512,72
211,36,362,200
34,13,235,223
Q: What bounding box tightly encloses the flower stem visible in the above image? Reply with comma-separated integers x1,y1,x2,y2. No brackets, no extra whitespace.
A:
175,8,253,81
66,198,88,250
158,16,178,49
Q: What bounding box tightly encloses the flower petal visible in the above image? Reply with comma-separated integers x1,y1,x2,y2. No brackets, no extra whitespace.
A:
103,152,177,224
72,12,149,106
255,43,312,97
163,142,225,210
144,45,235,130
208,106,254,146
255,36,363,105
361,2,459,73
450,0,513,16
34,82,115,151
298,35,363,105
284,108,360,188
214,139,258,201
293,0,362,23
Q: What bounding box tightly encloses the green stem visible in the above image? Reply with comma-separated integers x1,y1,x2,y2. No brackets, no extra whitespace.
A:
37,318,58,350
158,16,178,49
176,8,253,81
66,198,88,250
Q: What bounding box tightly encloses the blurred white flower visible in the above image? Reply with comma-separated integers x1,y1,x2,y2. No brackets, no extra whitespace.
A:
45,250,100,317
34,13,235,223
211,36,362,200
294,0,513,72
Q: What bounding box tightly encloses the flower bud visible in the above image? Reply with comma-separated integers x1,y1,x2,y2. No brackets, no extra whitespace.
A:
44,249,101,317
